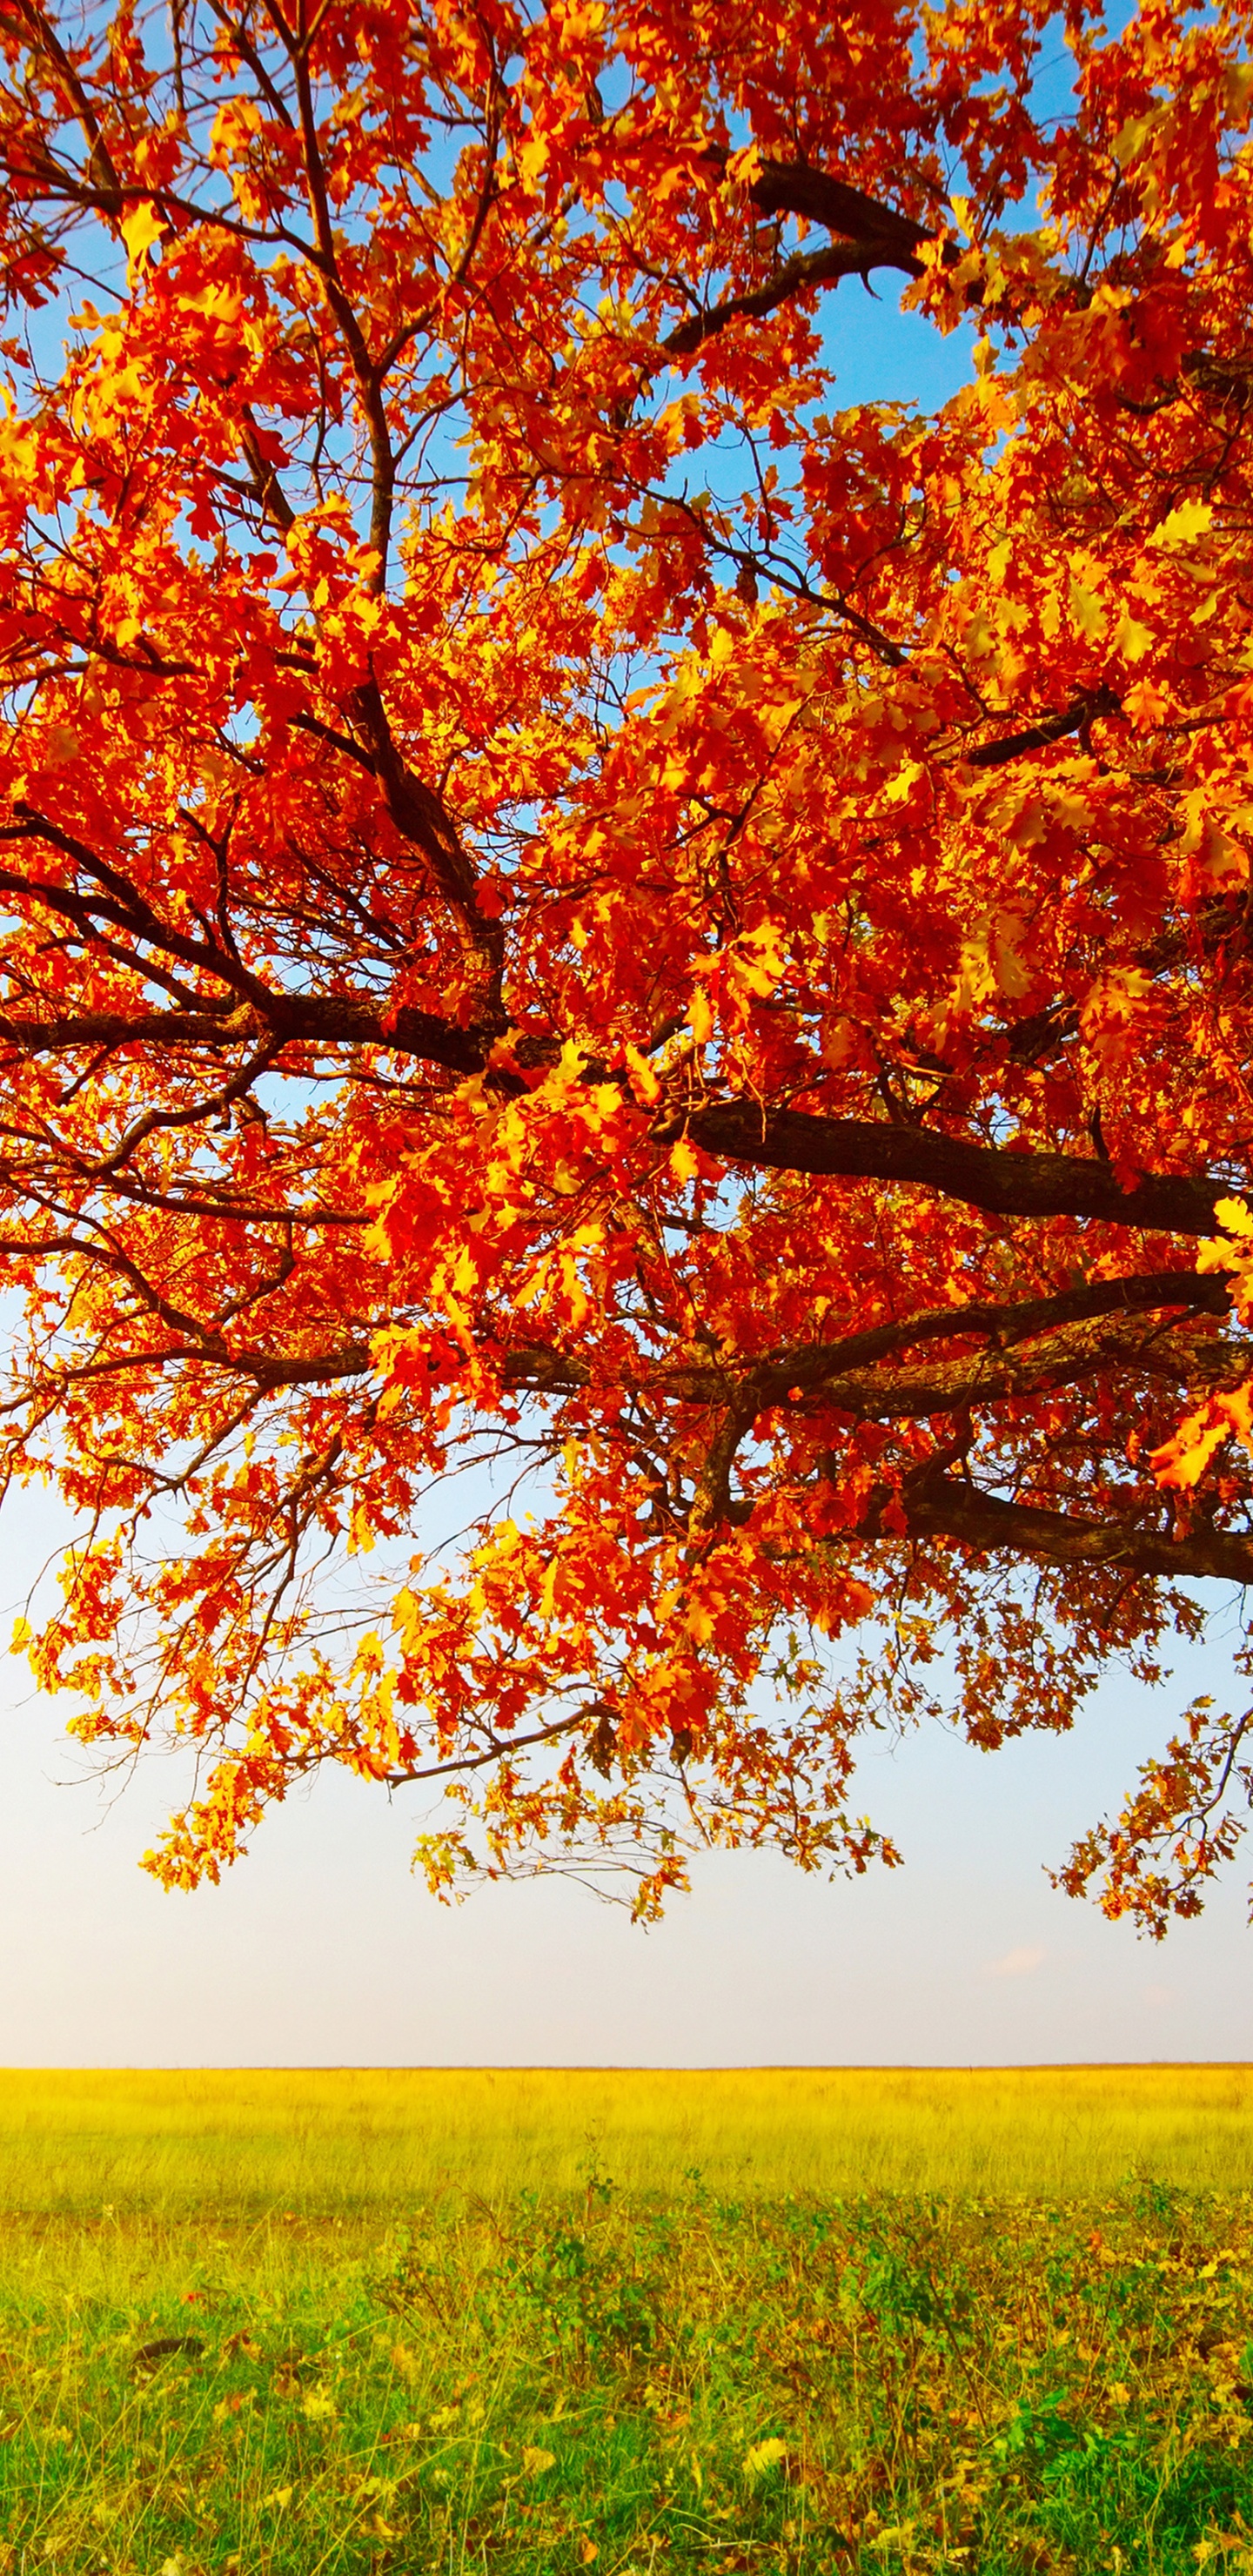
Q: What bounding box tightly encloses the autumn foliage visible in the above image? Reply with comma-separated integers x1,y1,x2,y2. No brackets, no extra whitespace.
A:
2,0,1253,1925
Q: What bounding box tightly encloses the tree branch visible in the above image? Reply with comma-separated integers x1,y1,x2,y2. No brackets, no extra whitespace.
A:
0,992,492,1077
771,1312,1239,1424
747,159,932,259
747,1268,1234,1392
344,675,505,983
665,240,906,358
674,1103,1228,1235
960,688,1120,769
665,155,935,359
887,1478,1253,1588
503,1271,1235,1409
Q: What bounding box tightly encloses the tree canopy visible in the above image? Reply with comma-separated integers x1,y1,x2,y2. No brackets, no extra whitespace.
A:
2,0,1253,1927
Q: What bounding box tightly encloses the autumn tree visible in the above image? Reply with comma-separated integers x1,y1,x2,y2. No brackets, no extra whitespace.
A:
1,0,1252,1927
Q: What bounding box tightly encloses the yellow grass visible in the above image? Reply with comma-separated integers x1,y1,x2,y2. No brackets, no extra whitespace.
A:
0,2063,1248,2214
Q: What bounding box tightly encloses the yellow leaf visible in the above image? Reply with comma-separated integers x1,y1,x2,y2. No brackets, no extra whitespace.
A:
1215,1197,1253,1238
514,1264,547,1309
210,93,263,160
261,2486,293,2511
121,201,164,279
1113,112,1156,168
883,757,924,804
1153,1385,1253,1488
0,419,40,488
1227,59,1253,112
521,2445,556,2477
670,1137,700,1183
992,909,1031,1000
519,128,548,192
559,1250,590,1326
1151,497,1213,550
1069,578,1106,639
688,985,714,1045
743,2437,787,2483
1113,610,1155,662
624,1043,660,1103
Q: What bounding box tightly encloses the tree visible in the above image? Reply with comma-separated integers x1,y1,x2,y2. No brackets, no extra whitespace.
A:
1,0,1251,1930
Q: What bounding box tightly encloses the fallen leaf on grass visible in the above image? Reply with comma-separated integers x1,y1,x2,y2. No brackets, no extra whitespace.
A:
742,2436,787,2482
213,2390,256,2422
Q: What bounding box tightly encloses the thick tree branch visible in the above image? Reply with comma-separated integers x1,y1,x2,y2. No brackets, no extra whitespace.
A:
666,154,934,359
747,159,932,258
0,987,1235,1238
503,1273,1237,1411
344,675,505,983
960,688,1120,768
747,1268,1233,1389
665,240,910,358
774,1312,1238,1423
888,1479,1253,1588
674,1103,1228,1234
0,992,490,1076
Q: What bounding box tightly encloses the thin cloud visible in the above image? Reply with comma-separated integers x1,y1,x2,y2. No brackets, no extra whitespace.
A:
986,1944,1047,1980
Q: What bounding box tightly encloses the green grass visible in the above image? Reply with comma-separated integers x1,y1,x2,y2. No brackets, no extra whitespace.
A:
0,2070,1252,2573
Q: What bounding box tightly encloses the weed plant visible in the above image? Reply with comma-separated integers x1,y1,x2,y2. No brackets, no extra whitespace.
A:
1,2170,1253,2572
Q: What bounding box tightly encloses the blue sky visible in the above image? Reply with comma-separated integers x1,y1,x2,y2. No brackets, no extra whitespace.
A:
2,167,1250,2073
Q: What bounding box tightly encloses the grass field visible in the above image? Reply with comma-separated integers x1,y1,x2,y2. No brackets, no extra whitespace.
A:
0,2067,1251,2574
3,2065,1252,2210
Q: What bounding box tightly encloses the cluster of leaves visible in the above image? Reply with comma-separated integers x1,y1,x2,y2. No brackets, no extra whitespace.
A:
3,2184,1253,2571
2,0,1253,1916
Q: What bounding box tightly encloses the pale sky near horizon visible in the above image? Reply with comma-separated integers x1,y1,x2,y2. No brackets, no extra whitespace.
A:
3,185,1250,2073
3,1463,1251,2067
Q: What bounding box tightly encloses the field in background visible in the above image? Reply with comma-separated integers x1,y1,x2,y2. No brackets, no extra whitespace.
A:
0,2069,1251,2573
0,2063,1251,2211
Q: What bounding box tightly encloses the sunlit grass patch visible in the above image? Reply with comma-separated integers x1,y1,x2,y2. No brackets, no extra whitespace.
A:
0,2184,1252,2570
0,2072,1250,2569
0,2064,1251,2212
